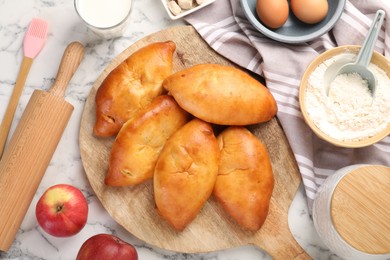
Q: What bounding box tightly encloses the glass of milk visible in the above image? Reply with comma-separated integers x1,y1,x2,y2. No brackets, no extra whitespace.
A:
74,0,133,38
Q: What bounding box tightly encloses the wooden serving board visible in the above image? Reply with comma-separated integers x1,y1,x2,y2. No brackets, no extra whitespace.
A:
79,25,309,259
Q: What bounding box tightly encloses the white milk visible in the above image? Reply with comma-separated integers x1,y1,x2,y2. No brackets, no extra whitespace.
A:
75,0,132,37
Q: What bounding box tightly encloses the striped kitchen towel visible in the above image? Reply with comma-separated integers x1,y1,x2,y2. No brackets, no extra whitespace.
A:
185,0,390,214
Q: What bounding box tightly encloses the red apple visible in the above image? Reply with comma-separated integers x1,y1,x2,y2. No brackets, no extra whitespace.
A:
76,234,138,260
36,184,88,237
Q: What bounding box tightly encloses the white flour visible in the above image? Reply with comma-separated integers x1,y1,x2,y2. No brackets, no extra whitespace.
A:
305,53,390,142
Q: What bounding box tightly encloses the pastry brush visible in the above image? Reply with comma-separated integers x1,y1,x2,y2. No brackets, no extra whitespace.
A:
0,18,48,159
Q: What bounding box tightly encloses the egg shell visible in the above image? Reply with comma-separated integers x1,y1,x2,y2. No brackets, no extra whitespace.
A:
291,0,329,24
256,0,289,29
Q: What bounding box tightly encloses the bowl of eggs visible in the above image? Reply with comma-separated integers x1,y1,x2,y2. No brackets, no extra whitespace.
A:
240,0,346,43
299,45,390,148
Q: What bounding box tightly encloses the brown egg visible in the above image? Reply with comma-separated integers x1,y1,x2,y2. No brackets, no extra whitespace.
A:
256,0,289,29
291,0,329,24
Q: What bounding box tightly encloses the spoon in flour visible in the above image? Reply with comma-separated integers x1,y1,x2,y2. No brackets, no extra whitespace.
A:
327,10,385,96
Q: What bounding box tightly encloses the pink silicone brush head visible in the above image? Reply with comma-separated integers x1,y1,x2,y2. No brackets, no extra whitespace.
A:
23,18,48,59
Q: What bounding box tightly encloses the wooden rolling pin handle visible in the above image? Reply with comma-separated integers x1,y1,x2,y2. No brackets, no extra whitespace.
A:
49,41,84,97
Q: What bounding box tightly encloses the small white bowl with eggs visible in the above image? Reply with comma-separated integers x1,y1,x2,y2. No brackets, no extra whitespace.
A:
240,0,346,43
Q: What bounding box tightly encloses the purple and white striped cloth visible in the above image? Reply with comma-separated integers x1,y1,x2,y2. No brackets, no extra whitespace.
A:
185,0,390,213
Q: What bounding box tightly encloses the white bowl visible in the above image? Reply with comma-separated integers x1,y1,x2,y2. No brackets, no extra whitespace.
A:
240,0,346,43
299,46,390,148
160,0,216,20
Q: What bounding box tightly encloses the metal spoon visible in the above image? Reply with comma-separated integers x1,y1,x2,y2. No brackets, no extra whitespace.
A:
329,10,385,96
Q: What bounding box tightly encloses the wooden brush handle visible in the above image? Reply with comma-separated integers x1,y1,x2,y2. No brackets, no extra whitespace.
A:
0,41,84,252
49,42,84,97
0,57,33,159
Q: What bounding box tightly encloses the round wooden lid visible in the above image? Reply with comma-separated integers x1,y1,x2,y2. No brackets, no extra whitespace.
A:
331,165,390,254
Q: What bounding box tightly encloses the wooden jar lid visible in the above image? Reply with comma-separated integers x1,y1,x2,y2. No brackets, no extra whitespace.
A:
331,165,390,254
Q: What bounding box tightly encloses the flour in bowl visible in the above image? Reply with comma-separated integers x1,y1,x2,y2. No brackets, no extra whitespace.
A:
305,54,390,142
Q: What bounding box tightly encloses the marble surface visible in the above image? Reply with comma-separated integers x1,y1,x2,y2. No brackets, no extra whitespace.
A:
0,0,341,259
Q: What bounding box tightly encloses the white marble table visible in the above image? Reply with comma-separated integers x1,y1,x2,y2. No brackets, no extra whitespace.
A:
0,0,340,259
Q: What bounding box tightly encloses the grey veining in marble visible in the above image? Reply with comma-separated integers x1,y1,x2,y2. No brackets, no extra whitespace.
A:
0,0,339,259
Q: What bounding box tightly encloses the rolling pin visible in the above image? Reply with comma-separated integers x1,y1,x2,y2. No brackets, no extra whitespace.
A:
0,41,84,251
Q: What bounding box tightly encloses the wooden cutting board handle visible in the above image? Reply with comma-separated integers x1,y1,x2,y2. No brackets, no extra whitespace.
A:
0,41,84,252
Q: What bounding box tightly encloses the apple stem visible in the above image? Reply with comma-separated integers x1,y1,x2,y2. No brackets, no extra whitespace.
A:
56,204,64,213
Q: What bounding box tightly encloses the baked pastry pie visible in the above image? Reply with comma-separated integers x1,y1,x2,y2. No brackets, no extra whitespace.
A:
94,41,176,137
154,119,219,231
214,126,274,231
105,95,189,186
163,63,277,125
